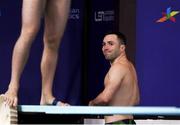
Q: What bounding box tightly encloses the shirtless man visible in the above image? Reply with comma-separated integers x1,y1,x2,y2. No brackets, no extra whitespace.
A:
0,0,71,107
89,32,140,124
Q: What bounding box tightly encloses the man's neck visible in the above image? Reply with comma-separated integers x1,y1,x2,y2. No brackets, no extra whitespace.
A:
110,53,127,65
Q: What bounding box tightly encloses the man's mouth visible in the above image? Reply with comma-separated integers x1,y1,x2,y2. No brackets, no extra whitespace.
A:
104,51,111,55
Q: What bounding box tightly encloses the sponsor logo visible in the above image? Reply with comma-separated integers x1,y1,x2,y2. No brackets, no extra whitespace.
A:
156,7,179,23
94,10,114,22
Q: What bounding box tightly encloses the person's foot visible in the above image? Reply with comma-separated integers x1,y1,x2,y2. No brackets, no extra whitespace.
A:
40,95,70,106
0,89,18,107
51,98,70,106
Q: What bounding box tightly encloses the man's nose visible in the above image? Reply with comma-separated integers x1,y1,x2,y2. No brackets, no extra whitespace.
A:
103,46,109,51
105,44,110,49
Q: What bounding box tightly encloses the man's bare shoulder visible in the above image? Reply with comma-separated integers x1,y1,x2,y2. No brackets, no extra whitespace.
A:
110,62,129,73
108,63,129,79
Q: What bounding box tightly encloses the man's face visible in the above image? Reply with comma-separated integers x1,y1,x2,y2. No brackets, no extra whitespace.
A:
102,34,122,61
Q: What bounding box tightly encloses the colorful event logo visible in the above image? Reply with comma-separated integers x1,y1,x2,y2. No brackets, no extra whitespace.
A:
156,7,179,23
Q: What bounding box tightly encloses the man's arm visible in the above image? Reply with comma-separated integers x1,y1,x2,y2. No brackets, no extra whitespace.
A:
89,64,126,106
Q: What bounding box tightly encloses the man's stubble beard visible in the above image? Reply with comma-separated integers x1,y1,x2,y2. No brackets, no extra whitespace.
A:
104,50,120,63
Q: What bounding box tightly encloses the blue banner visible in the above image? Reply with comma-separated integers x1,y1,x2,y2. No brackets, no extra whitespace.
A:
136,0,180,106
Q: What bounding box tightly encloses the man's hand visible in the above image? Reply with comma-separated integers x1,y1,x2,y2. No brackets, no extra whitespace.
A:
88,100,94,106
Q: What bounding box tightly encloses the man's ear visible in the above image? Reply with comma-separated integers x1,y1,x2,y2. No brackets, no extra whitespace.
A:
120,45,125,51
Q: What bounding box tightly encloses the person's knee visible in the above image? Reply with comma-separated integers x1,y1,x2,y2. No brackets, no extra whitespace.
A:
16,26,39,47
44,35,60,50
21,26,39,39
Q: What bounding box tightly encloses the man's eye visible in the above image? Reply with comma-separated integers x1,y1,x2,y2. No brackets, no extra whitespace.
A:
109,43,113,45
107,41,113,45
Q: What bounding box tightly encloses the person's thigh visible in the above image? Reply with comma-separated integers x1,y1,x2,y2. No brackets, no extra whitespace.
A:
21,0,47,31
44,0,71,41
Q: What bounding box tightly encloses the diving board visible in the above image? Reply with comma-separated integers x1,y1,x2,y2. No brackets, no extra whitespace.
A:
18,105,180,115
17,105,180,124
1,96,180,124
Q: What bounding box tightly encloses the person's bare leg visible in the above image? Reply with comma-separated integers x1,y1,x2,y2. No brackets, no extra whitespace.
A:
1,0,47,107
40,0,71,106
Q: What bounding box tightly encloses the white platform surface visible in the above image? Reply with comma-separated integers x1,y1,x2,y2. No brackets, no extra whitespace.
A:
18,105,180,115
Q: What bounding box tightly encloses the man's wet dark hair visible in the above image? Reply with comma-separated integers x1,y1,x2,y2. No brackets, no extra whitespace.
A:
104,31,127,45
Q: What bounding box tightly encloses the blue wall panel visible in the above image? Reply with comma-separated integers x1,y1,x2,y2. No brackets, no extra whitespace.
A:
136,0,180,106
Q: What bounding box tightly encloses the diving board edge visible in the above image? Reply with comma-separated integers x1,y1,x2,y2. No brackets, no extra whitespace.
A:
18,105,180,115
